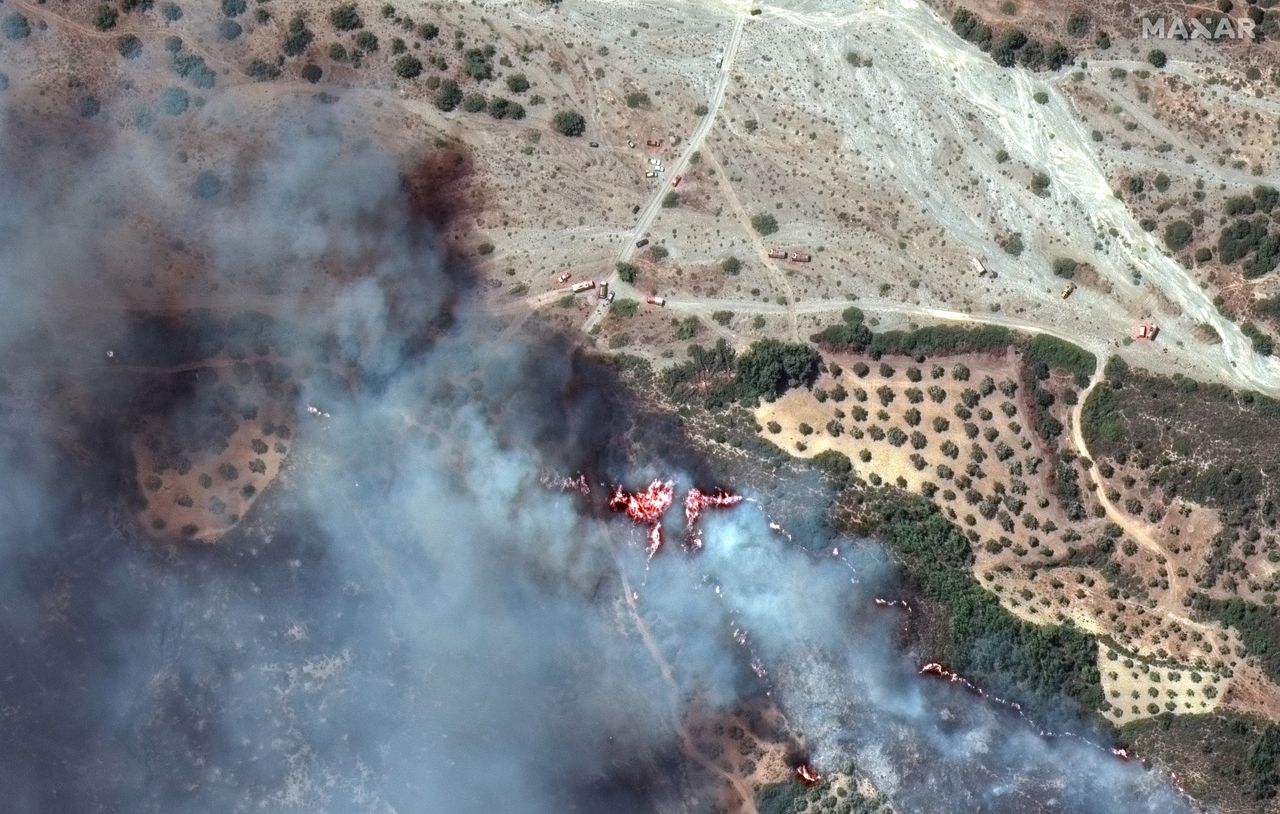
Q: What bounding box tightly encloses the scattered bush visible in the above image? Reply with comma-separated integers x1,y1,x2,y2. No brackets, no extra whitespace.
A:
284,15,315,56
751,213,779,236
487,96,525,120
330,4,363,30
1164,220,1194,252
160,86,190,115
434,79,463,111
117,35,143,58
192,171,224,199
94,5,119,31
552,110,586,136
247,58,281,80
391,54,423,78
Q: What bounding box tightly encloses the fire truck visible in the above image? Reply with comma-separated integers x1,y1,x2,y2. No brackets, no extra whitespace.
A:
789,251,811,262
1133,321,1159,340
767,248,788,259
646,295,666,306
597,281,610,300
571,280,596,294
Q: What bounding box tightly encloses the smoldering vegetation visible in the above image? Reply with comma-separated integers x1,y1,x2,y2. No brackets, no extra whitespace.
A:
0,97,1196,814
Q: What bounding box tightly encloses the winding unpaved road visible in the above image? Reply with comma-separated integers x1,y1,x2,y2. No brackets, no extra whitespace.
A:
702,149,800,340
1069,373,1194,621
581,12,747,334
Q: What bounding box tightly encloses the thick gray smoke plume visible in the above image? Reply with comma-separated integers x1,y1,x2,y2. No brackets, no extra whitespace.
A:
0,97,1194,813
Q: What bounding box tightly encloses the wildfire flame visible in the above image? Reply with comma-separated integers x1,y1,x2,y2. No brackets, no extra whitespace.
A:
919,661,1154,768
874,597,912,610
607,480,743,557
609,480,675,557
683,487,744,550
795,763,822,785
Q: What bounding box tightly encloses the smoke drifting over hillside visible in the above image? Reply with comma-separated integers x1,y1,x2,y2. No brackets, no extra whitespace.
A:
0,100,1192,813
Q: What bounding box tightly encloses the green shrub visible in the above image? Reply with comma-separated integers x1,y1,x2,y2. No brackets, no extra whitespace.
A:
463,47,492,80
246,58,281,80
487,96,524,120
330,4,362,30
394,55,423,79
1164,220,1194,252
506,73,530,93
117,35,143,58
160,86,190,115
552,110,586,136
675,316,700,340
93,5,119,31
434,79,462,111
284,15,315,56
192,171,224,199
750,213,779,236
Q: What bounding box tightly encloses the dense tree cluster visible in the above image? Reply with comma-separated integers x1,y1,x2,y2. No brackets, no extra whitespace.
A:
869,495,1105,727
1022,335,1096,379
1218,190,1280,278
952,8,1073,71
735,340,821,400
810,306,872,352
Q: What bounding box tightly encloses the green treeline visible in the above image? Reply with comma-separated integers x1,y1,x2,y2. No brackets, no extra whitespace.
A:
660,338,820,409
871,495,1106,728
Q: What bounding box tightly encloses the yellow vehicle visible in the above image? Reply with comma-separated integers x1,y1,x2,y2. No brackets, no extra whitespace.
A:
1060,283,1076,299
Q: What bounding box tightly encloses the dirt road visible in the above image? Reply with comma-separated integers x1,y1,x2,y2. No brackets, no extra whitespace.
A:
582,11,747,334
664,293,1111,355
